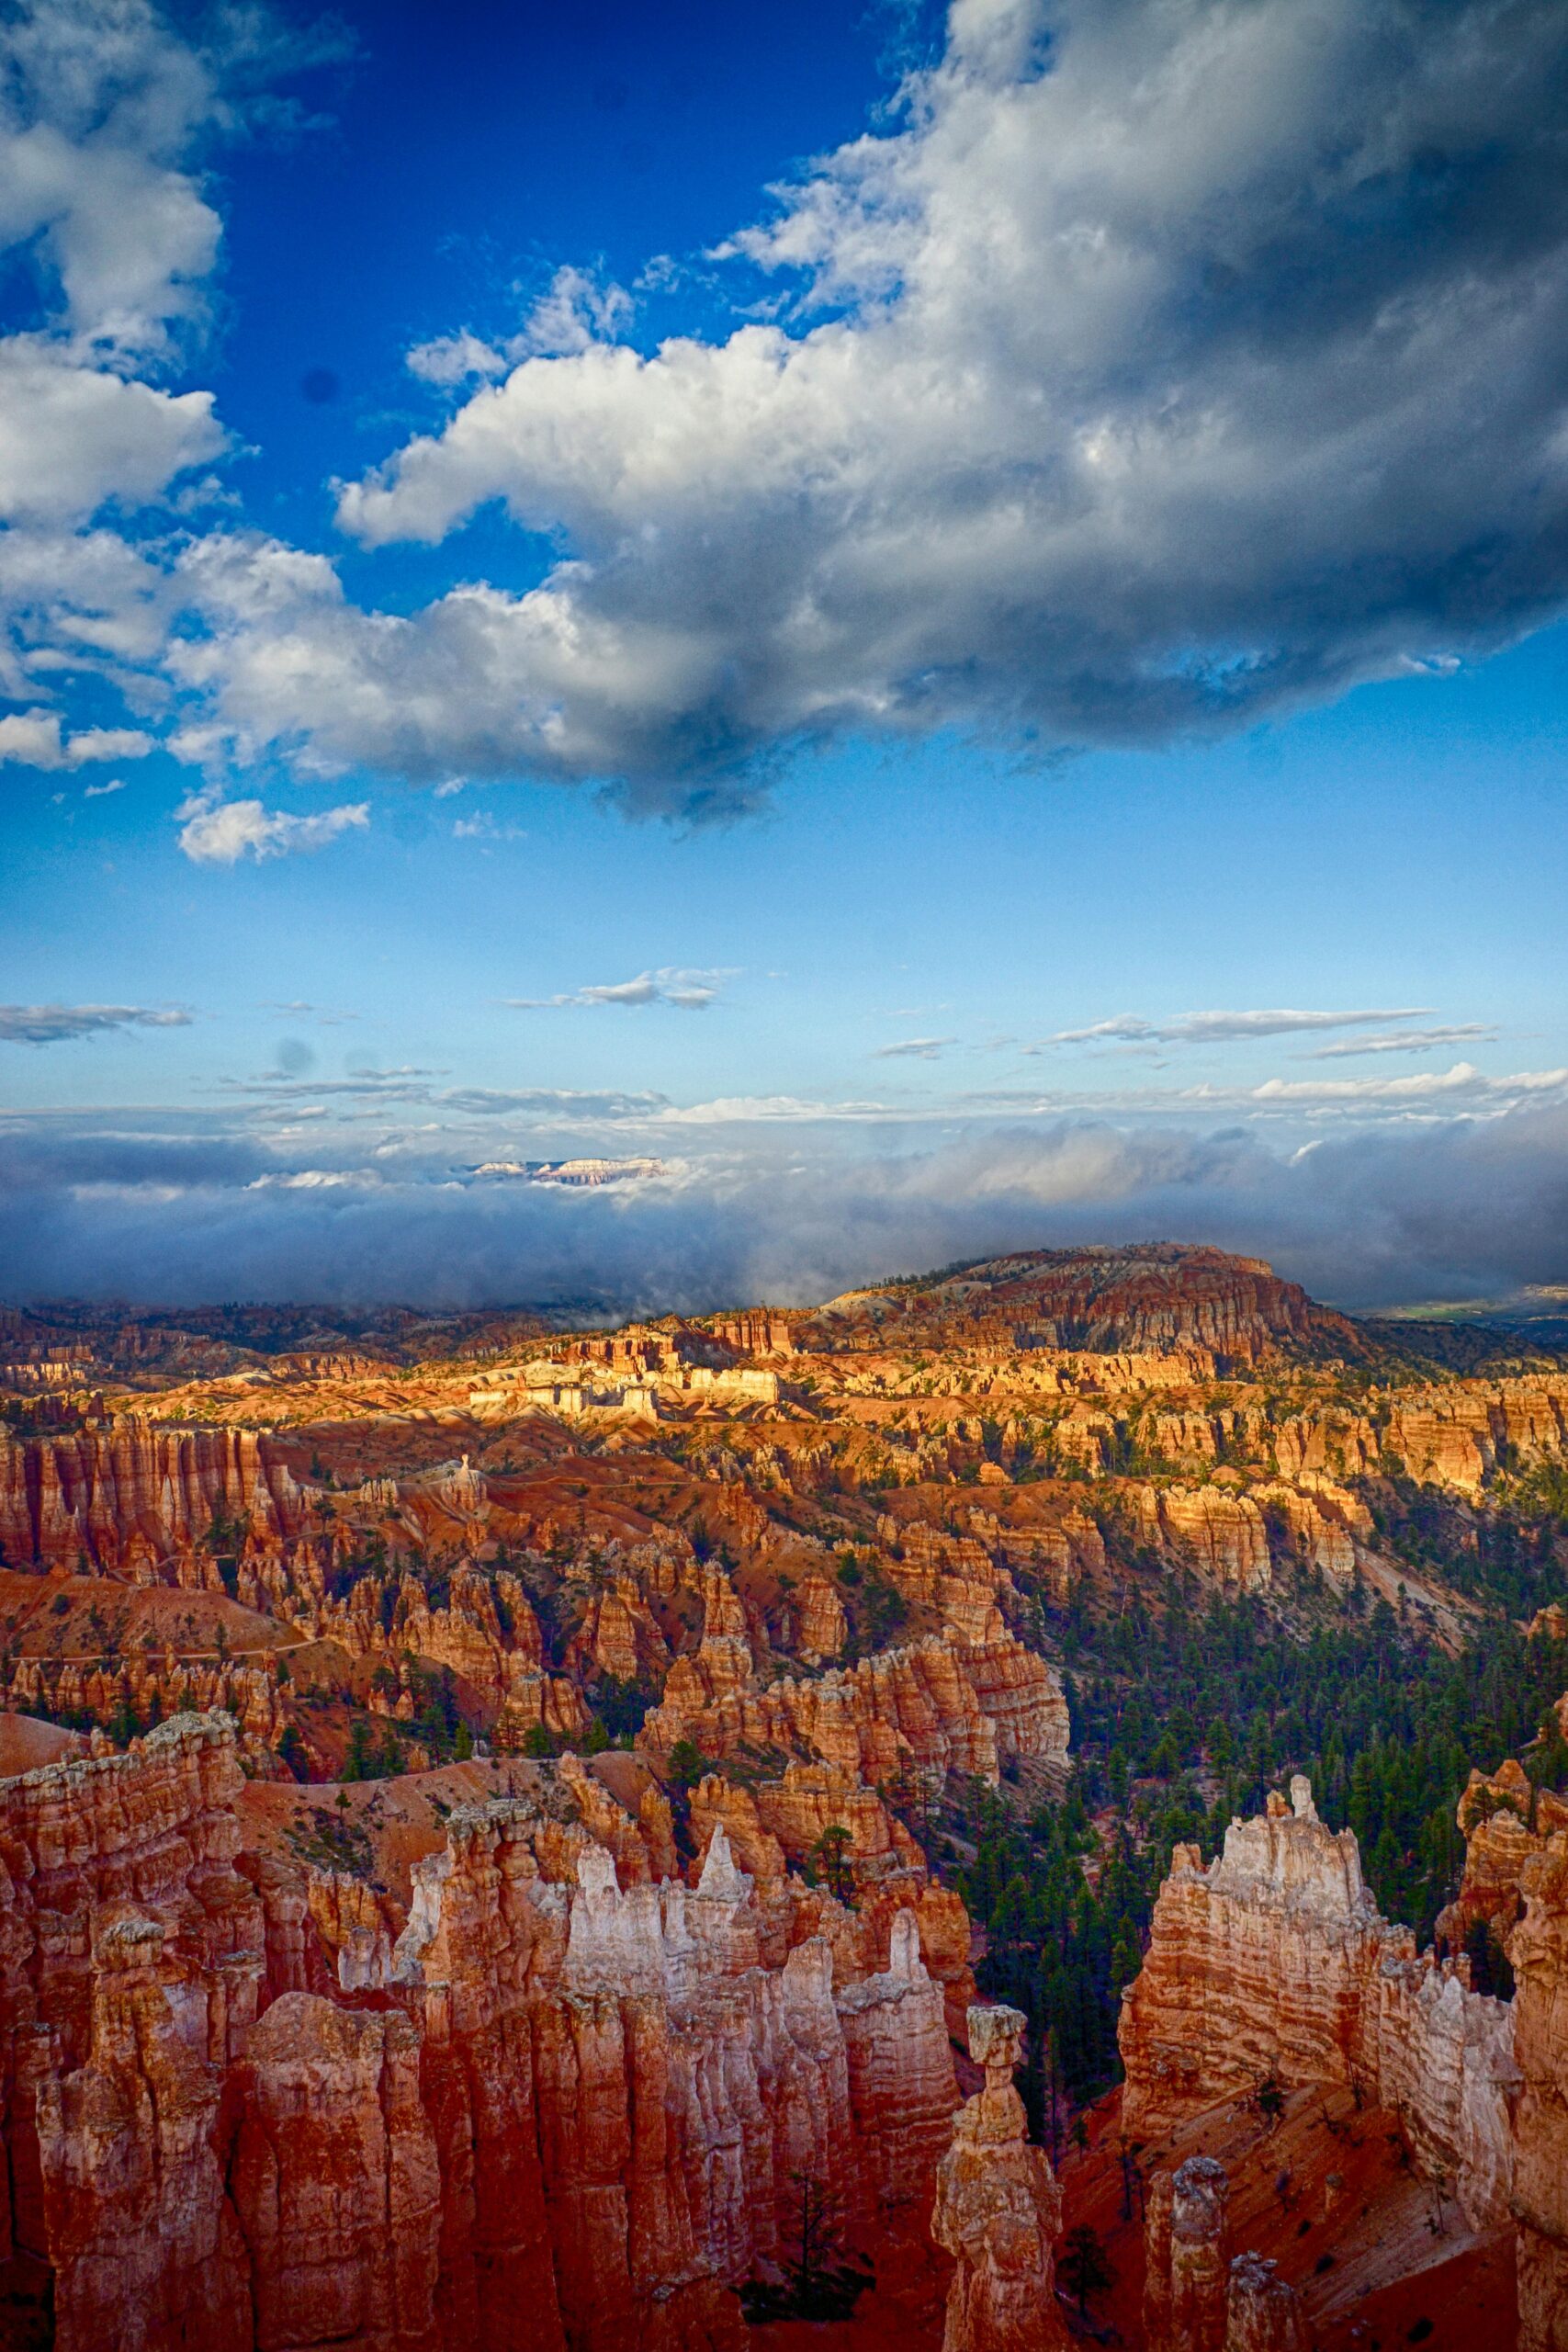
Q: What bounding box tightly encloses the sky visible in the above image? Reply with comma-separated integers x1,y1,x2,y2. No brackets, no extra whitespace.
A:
4,0,1568,1317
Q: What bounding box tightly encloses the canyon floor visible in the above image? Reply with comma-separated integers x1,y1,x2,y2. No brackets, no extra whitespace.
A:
2,1243,1566,2350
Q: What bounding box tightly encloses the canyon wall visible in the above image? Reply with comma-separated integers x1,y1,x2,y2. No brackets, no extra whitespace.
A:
0,1423,305,1577
0,1711,962,2352
638,1562,1068,1787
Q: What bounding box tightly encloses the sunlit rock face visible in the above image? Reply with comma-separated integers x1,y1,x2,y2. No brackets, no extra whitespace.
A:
1120,1776,1518,2233
0,1714,960,2352
931,2003,1067,2352
0,1422,304,1577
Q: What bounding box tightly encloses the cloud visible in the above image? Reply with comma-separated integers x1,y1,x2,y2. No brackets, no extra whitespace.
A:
505,967,728,1011
405,268,633,385
1049,1008,1433,1047
175,792,369,865
0,707,154,767
406,330,511,388
4,1096,1568,1317
0,1002,190,1044
1247,1061,1567,1107
1303,1024,1497,1060
873,1035,956,1059
451,810,523,842
138,0,1551,809
81,775,127,798
0,344,223,525
958,1063,1568,1120
0,2,341,749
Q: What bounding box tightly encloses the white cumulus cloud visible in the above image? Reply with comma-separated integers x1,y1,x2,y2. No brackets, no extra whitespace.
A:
0,706,154,767
175,792,369,865
505,967,728,1012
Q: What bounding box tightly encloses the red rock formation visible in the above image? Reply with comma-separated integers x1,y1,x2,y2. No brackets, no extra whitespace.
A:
1120,1777,1517,2232
36,1908,253,2352
1222,2252,1303,2351
1135,1485,1272,1590
1438,1759,1568,1955
231,1996,443,2352
931,2003,1066,2351
0,1422,305,1577
1248,1476,1365,1580
1,1711,964,2351
1511,1829,1568,2352
1143,2155,1229,2352
808,1246,1359,1366
1143,2156,1305,2352
642,1605,1066,1789
1383,1379,1568,1497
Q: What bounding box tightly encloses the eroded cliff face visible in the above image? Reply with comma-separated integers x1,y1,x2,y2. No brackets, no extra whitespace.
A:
638,1560,1067,1787
1120,1777,1518,2233
0,1712,962,2352
1437,1760,1568,1957
0,1423,304,1577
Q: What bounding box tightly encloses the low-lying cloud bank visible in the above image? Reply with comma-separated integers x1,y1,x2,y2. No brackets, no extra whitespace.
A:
3,1106,1565,1319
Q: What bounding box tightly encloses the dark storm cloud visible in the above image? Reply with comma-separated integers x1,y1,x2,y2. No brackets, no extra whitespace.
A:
2,1102,1565,1317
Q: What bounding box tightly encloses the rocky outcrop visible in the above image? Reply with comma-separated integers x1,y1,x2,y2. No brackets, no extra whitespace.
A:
2,1713,963,2352
230,1996,443,2352
1249,1476,1365,1580
1143,2155,1229,2351
641,1563,1066,1787
1143,2157,1304,2352
1120,1776,1517,2231
1222,2254,1303,2351
36,1909,254,2352
1511,1830,1568,2352
1142,2154,1316,2352
809,1245,1359,1366
931,2003,1066,2352
1437,1759,1568,1955
1135,1485,1272,1590
1384,1380,1568,1497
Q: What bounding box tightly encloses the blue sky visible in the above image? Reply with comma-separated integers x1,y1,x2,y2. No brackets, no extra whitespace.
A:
4,0,1568,1313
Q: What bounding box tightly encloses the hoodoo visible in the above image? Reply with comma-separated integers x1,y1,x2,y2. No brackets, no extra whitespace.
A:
931,2004,1067,2352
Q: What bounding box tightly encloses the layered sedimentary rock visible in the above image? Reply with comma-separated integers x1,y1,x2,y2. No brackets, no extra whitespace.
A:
640,1561,1066,1785
0,1423,304,1577
931,2004,1066,2352
1135,1486,1272,1591
1222,2254,1303,2352
1437,1759,1568,1954
1143,2155,1229,2352
1383,1379,1568,1497
1511,1830,1568,2352
305,1556,590,1747
1120,1777,1517,2231
809,1245,1358,1366
1,1712,962,2352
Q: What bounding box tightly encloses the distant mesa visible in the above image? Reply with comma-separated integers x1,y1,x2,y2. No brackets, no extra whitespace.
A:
468,1157,665,1186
